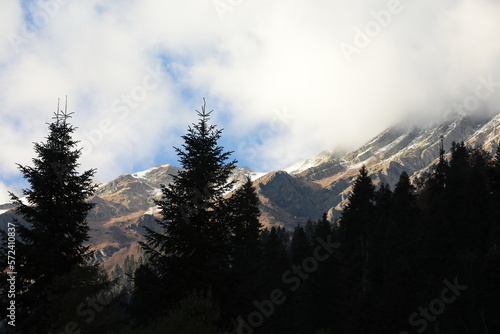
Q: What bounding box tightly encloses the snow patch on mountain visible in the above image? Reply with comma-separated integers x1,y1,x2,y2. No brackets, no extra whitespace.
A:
375,133,408,154
284,149,339,175
132,164,171,179
249,171,267,181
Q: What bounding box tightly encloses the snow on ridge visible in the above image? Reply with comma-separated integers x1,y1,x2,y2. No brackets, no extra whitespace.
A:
375,133,408,154
284,150,336,175
471,113,500,138
355,148,372,158
132,164,172,179
249,171,267,181
346,158,373,171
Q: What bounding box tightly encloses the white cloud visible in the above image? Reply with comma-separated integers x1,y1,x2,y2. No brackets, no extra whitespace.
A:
0,0,499,191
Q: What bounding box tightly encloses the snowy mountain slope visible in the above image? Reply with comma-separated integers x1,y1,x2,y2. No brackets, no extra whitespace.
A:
250,110,499,225
289,111,497,185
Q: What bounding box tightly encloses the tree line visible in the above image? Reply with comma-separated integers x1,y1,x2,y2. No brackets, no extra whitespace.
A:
1,101,499,333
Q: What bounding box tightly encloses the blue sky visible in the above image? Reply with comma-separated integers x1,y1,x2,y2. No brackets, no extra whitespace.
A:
0,0,499,200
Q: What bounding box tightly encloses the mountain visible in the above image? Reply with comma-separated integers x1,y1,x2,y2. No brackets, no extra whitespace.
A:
1,111,498,271
253,110,499,224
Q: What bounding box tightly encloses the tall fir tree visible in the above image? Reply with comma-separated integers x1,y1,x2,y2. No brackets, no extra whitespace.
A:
338,165,375,332
289,225,311,265
369,182,392,293
138,100,237,319
258,226,291,333
339,166,375,293
0,104,109,333
227,177,262,278
288,225,314,334
379,172,420,333
223,177,263,321
309,213,340,333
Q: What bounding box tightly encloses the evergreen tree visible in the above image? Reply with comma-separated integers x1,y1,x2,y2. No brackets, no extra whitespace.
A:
289,225,311,265
339,166,375,295
227,177,262,277
369,182,392,293
481,144,500,334
379,172,420,333
258,226,291,333
224,177,263,321
338,166,375,332
129,264,164,325
0,105,109,333
304,219,316,248
490,145,500,248
416,142,497,332
288,225,314,334
309,213,340,333
314,213,331,243
417,139,452,305
138,100,236,318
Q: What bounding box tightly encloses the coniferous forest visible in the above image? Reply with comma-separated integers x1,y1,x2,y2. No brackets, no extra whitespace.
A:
1,101,500,333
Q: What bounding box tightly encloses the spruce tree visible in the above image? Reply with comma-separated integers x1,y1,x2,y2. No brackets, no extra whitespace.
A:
482,144,500,334
224,177,262,321
369,182,392,293
338,166,375,332
339,166,375,294
139,100,236,314
381,172,420,333
289,225,311,265
314,213,331,243
1,105,109,333
227,177,262,277
309,213,340,333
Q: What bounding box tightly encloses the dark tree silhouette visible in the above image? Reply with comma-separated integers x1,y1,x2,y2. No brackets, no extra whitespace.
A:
137,100,236,321
0,103,109,333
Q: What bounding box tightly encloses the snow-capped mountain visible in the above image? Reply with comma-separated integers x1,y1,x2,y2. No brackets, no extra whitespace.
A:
251,110,499,225
287,111,498,183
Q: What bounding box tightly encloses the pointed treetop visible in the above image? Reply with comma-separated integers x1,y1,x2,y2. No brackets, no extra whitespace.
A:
52,96,74,125
196,97,213,119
